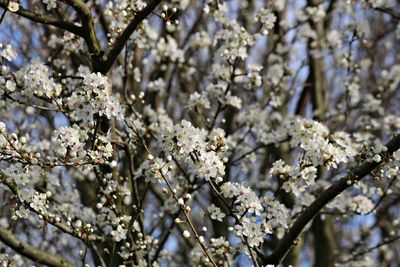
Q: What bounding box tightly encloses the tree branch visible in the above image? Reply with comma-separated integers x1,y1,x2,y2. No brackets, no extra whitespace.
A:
373,6,400,20
102,0,162,73
0,226,74,267
263,133,400,265
0,2,84,37
64,0,103,71
339,234,400,264
0,172,104,243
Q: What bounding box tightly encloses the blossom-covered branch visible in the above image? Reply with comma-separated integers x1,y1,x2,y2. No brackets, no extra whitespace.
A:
264,133,400,265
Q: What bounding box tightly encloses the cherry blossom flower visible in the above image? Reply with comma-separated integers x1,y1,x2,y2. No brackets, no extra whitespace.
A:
207,204,226,221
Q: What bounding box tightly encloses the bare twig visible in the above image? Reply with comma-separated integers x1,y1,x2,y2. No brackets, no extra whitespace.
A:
0,1,83,36
159,169,218,267
339,235,400,264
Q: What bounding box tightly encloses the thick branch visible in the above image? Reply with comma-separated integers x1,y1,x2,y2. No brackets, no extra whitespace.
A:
102,0,162,73
64,0,103,71
263,133,400,265
0,2,83,37
373,6,400,20
64,0,92,18
0,226,74,267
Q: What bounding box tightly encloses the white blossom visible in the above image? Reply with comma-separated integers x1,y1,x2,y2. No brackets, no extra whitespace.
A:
351,195,374,215
0,44,17,61
68,71,124,122
207,204,225,221
7,1,19,12
255,8,277,36
52,126,87,160
111,225,128,242
16,59,62,98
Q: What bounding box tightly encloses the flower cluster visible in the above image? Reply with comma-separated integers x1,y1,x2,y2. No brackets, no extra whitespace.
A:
29,192,51,215
110,215,135,242
218,182,270,247
68,70,124,122
89,134,114,161
187,82,242,112
214,21,255,61
270,160,318,196
207,204,225,221
104,0,147,45
15,59,62,98
161,120,227,182
152,36,184,63
233,217,270,247
0,253,24,266
135,156,169,183
288,118,357,169
220,182,264,215
265,198,290,230
36,0,57,10
0,43,17,61
350,195,374,215
52,126,87,161
255,8,277,36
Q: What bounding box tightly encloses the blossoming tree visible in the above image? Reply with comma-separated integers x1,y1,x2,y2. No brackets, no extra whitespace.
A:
0,0,400,266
